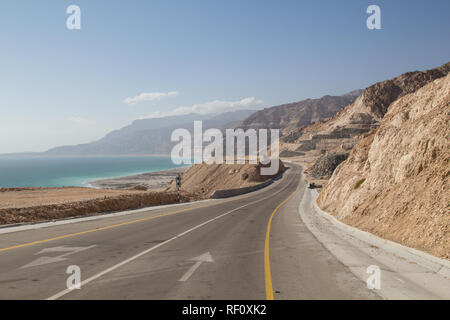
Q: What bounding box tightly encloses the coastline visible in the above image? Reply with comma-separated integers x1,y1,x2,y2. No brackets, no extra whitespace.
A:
89,166,191,190
0,155,187,189
0,165,193,225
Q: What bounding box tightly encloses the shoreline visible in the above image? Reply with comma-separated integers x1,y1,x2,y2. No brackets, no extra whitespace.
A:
89,166,191,190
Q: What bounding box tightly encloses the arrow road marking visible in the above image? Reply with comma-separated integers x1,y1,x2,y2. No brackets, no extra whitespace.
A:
20,245,96,269
47,170,298,300
179,252,214,282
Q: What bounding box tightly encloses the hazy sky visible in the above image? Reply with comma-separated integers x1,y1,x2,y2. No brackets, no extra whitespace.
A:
1,0,449,153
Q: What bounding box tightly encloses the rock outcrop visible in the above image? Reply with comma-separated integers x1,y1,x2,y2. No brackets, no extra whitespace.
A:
309,153,349,179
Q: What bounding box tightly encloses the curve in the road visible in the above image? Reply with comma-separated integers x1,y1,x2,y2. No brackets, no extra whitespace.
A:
45,167,301,299
264,180,300,300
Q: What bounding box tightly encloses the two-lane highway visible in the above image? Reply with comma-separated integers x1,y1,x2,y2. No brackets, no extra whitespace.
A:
0,164,378,299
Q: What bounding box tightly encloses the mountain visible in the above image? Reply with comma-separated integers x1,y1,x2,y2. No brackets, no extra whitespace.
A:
280,62,450,162
40,62,450,158
324,61,450,129
44,88,363,157
238,90,362,134
45,110,255,156
317,72,450,259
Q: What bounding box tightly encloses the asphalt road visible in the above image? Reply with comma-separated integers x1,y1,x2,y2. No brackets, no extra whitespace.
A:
0,164,378,300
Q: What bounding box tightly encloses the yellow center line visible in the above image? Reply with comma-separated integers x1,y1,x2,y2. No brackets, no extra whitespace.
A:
264,180,301,300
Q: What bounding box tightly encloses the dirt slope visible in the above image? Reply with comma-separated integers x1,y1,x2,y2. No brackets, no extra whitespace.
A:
0,188,188,225
168,160,285,198
317,73,450,259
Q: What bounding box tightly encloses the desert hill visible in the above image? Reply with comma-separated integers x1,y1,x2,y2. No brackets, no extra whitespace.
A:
168,160,285,198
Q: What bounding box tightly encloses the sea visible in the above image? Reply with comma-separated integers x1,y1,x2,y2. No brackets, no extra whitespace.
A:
0,156,184,188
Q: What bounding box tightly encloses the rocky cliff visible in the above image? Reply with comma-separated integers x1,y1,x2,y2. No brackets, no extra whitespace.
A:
317,73,450,259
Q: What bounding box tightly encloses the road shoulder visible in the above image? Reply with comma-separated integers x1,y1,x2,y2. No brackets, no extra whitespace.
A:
299,187,450,299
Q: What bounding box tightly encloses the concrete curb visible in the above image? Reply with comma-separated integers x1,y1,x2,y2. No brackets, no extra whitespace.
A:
310,189,450,279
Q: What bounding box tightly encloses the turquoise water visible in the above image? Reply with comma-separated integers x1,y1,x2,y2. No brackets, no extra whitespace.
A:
0,156,184,188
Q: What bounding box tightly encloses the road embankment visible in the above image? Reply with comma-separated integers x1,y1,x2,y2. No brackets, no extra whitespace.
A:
0,189,194,225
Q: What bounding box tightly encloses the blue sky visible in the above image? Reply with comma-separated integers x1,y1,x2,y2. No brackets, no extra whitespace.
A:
0,0,449,153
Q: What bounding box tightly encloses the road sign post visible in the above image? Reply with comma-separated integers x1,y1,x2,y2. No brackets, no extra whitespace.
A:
176,174,181,203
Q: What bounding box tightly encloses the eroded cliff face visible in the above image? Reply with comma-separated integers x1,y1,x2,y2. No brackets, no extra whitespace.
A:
317,74,450,259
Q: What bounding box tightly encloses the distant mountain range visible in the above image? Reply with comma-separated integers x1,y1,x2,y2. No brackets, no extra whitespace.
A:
1,87,365,157
240,90,362,134
24,90,360,156
45,110,255,156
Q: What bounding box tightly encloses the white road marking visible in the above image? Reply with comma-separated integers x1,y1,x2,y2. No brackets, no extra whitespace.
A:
47,170,298,300
179,252,214,282
20,245,96,269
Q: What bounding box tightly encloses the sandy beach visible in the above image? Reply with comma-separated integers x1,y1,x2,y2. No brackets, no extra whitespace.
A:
0,166,190,213
89,166,190,190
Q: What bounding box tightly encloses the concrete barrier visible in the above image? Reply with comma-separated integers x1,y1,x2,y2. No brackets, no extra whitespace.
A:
209,165,289,199
210,179,274,199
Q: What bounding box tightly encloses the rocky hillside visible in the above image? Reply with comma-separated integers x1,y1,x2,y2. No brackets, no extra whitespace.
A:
239,91,361,134
280,62,450,178
322,61,450,131
308,153,349,179
317,73,450,259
